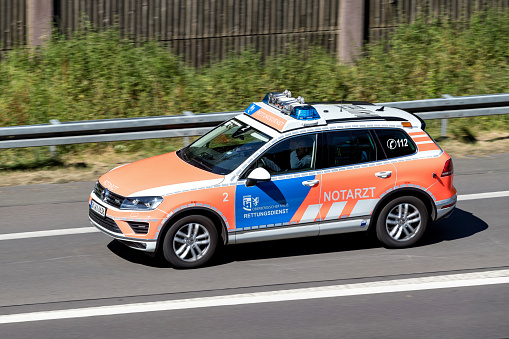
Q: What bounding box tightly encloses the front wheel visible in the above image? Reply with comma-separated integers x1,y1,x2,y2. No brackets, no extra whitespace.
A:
376,196,428,248
163,215,218,268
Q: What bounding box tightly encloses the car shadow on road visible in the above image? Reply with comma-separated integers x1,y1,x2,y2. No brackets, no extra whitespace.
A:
211,232,378,266
419,208,488,246
212,208,488,266
107,241,172,268
106,208,488,268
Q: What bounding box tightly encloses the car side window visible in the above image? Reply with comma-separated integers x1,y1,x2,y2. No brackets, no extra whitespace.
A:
374,129,416,159
249,134,317,175
324,129,377,168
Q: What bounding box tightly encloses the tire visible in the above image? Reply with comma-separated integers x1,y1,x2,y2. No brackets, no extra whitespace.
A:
163,215,218,268
376,196,428,248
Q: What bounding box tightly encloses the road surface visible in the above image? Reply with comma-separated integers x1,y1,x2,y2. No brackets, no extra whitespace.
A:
1,153,508,338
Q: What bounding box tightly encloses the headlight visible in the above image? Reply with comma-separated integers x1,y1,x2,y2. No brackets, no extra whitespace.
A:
120,196,163,210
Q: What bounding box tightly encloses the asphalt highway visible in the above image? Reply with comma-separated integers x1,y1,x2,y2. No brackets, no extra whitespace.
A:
1,153,509,338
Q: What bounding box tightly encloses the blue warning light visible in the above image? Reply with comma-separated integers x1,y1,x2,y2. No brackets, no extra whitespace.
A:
291,106,320,120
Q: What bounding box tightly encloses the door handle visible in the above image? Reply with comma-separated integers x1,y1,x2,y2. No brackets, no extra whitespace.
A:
375,171,392,179
302,180,320,187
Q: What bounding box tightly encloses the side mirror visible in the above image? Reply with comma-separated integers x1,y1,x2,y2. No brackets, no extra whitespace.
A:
245,167,271,187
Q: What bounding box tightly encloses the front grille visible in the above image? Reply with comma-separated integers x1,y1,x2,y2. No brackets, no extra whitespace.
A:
94,182,125,209
89,208,121,233
127,221,150,235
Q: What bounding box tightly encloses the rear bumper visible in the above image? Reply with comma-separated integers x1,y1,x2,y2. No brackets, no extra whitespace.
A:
89,217,157,252
435,194,457,220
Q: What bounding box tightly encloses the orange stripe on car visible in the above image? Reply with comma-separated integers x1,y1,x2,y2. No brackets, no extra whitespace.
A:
336,200,357,218
417,143,440,151
412,136,432,142
409,132,427,136
319,203,334,220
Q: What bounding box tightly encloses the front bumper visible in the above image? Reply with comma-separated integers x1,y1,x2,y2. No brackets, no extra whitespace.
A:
89,215,157,252
435,194,457,220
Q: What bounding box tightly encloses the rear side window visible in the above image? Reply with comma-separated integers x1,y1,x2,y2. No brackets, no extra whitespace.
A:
374,129,416,159
324,129,377,168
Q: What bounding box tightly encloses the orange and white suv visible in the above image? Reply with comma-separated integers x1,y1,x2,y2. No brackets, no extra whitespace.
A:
89,90,457,268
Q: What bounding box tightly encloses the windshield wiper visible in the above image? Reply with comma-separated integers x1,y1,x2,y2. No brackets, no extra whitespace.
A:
189,157,213,172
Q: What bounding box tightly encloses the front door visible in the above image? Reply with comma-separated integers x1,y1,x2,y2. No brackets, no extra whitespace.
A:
234,134,321,243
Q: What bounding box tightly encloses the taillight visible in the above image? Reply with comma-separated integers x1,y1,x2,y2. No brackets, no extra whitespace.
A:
441,158,454,177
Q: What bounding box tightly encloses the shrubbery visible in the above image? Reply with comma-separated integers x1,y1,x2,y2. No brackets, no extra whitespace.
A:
0,9,508,160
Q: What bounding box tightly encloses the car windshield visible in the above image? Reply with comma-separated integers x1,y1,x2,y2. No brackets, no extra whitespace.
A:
178,119,271,175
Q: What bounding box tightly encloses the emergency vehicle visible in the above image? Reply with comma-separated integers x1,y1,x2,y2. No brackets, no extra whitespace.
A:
89,90,457,268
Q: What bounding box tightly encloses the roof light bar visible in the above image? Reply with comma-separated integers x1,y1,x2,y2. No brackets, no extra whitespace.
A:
262,90,320,121
263,90,302,109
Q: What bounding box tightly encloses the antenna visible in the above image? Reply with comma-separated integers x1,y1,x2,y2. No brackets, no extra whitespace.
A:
340,83,346,112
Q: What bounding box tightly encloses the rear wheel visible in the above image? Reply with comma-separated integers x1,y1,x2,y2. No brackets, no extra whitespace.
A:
376,196,428,248
163,215,218,268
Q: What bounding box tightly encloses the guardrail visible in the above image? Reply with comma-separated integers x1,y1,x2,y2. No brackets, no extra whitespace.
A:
1,93,509,149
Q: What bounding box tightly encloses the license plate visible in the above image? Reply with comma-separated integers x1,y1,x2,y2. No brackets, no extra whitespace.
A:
90,200,106,217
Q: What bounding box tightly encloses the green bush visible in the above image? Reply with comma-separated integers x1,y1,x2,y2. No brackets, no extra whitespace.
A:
0,26,185,126
0,9,508,164
351,11,509,102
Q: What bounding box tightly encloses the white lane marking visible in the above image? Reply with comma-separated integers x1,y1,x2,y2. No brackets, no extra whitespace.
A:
0,227,99,241
457,190,509,201
7,255,93,265
1,190,508,241
0,269,508,324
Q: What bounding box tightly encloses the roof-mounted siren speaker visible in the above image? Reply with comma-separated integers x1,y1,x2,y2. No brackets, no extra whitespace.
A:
262,92,278,105
262,90,311,117
263,90,295,110
281,95,308,115
263,89,294,103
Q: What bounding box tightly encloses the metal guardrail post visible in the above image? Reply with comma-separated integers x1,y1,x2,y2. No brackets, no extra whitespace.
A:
441,95,454,137
49,119,60,156
182,111,194,146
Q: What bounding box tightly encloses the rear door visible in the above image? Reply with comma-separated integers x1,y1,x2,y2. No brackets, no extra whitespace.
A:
318,129,397,234
373,128,450,200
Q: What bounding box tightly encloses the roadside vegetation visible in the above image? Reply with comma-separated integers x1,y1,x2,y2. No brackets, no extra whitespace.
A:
1,9,508,181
